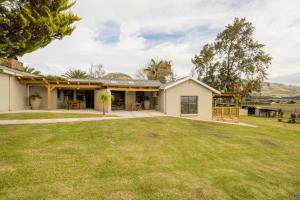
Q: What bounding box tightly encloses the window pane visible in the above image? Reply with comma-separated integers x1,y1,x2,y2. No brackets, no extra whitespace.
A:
189,96,197,103
189,103,197,114
181,96,198,114
181,96,189,103
181,103,189,114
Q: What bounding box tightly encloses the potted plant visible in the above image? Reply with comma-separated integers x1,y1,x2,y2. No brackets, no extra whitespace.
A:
144,95,150,110
30,93,42,110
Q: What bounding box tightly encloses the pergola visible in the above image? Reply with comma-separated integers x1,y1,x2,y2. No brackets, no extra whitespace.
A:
17,76,160,110
17,76,103,110
212,93,241,122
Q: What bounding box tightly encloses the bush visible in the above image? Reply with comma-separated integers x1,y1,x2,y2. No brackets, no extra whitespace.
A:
278,109,284,118
287,100,296,104
29,93,42,100
291,113,297,119
287,114,297,124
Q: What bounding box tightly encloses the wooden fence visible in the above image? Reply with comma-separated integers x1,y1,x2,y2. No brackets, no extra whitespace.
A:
213,107,239,122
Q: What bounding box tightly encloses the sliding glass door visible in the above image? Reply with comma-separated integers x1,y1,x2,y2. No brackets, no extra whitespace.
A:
181,96,198,114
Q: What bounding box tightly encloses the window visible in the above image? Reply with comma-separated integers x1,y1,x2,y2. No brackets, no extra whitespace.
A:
181,96,198,114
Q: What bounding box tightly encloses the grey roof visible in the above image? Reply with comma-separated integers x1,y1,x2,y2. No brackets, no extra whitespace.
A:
68,78,161,87
0,64,38,77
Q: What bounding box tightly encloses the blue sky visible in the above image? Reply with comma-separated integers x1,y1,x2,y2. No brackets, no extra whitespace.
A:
20,0,300,83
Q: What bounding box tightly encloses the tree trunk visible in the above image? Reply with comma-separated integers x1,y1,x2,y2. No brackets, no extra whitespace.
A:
102,102,105,115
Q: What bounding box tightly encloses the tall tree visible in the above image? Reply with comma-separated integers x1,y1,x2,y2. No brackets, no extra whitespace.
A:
192,18,272,97
23,66,41,75
88,64,105,79
134,68,147,80
63,69,88,79
0,0,80,58
143,58,174,83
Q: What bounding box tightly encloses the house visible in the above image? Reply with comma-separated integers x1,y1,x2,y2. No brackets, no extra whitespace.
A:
159,77,220,121
0,63,228,121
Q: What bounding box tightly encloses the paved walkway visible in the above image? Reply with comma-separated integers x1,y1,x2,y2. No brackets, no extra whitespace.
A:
0,110,255,127
0,110,166,125
181,116,257,127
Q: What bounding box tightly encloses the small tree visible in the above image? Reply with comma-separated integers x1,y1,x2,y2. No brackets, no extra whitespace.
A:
63,69,88,79
88,64,105,79
98,92,113,115
24,66,41,75
134,68,147,79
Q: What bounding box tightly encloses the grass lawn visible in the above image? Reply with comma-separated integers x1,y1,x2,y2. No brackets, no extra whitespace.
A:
0,116,299,200
0,112,112,120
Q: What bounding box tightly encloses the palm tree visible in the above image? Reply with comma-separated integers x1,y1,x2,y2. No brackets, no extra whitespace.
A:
23,66,41,75
63,69,88,78
143,58,173,83
98,92,113,115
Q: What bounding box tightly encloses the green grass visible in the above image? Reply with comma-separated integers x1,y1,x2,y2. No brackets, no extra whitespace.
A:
0,112,112,120
0,116,299,200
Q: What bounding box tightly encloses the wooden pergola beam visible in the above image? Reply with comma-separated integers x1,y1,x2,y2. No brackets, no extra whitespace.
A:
49,84,101,90
108,87,160,91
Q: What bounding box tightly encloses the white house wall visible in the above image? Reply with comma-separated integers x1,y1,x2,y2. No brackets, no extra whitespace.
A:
29,86,47,109
158,90,165,113
29,86,57,110
94,89,111,113
165,79,213,121
0,73,27,112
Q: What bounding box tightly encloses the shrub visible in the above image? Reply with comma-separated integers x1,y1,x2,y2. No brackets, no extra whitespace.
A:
291,113,297,119
287,100,296,104
278,109,284,118
29,93,42,100
288,113,297,124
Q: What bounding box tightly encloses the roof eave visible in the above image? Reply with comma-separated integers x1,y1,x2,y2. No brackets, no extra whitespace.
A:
162,77,221,94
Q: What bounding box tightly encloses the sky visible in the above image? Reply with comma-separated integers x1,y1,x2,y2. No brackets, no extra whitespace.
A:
20,0,300,83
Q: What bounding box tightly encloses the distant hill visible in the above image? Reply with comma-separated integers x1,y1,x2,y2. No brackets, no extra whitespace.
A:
253,82,300,97
269,73,300,85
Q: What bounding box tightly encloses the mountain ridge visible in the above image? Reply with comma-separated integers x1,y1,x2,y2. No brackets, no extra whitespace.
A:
253,82,300,97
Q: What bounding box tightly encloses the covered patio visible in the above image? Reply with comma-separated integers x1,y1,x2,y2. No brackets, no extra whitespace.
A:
17,76,103,110
17,76,161,112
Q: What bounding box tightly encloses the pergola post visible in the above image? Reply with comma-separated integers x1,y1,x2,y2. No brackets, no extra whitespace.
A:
47,84,52,110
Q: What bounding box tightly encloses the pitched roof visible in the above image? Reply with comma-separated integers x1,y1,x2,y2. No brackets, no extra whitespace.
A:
0,64,38,77
161,76,221,93
68,78,161,87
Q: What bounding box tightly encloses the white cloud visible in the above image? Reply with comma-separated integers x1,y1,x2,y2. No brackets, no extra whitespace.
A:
20,0,300,81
